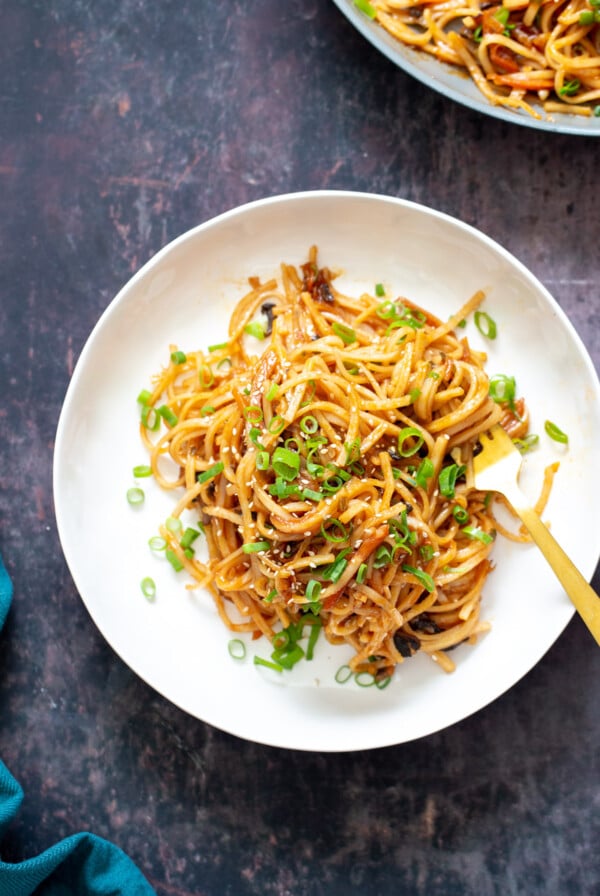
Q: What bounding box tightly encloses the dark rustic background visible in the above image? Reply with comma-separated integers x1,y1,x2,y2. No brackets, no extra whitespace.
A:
1,2,599,894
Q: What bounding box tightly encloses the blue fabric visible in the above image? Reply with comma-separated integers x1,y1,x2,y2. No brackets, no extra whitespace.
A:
0,555,157,895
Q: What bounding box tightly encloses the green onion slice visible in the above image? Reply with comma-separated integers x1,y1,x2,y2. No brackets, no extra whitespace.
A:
158,405,178,427
272,446,300,481
141,405,160,431
335,664,353,684
180,527,201,549
544,420,568,444
300,415,319,434
244,405,263,423
397,426,425,457
267,415,285,435
148,535,167,552
140,577,156,600
415,457,434,489
253,656,283,673
305,619,321,660
489,374,517,407
402,564,435,592
165,548,184,572
332,321,357,344
244,322,266,340
438,463,465,498
462,525,495,544
126,487,144,506
256,451,270,471
302,487,324,502
514,433,539,454
321,518,348,543
305,579,322,604
355,671,376,688
137,388,152,405
356,562,368,584
453,505,469,524
133,464,152,478
474,311,497,339
170,350,187,364
266,383,279,401
242,541,270,554
198,461,224,483
228,638,246,660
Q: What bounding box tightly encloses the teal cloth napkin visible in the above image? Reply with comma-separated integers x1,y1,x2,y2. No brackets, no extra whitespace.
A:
0,554,157,895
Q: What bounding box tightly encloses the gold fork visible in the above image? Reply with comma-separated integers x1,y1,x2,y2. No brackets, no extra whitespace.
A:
473,424,600,646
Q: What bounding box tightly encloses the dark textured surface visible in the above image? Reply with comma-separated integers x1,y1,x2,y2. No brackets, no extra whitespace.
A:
1,2,599,894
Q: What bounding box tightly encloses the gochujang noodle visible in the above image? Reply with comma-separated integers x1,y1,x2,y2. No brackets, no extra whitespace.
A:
138,249,546,682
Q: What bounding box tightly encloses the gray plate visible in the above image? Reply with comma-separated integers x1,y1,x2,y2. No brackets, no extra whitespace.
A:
332,0,600,136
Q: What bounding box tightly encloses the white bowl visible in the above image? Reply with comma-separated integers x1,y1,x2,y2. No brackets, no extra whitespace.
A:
54,191,600,751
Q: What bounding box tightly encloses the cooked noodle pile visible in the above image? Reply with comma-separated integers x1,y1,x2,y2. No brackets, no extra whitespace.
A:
365,0,600,120
139,249,537,680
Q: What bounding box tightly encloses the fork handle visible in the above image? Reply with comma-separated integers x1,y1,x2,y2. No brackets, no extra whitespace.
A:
514,504,600,646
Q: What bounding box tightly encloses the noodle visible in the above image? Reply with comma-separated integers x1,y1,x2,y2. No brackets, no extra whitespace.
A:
139,249,536,681
365,0,600,120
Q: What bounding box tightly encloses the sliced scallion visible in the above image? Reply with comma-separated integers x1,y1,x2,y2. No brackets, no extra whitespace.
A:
272,446,300,481
253,656,283,673
267,415,285,435
137,388,152,405
140,577,156,600
244,321,266,340
415,457,434,489
198,461,224,483
228,638,246,660
321,518,348,543
180,527,201,549
402,564,435,592
141,405,160,431
332,321,357,344
300,415,319,435
244,405,263,423
165,548,184,572
158,405,178,427
438,463,465,499
474,311,497,340
242,540,270,553
462,525,494,544
335,664,353,684
355,671,376,688
256,450,270,471
305,619,321,660
397,426,425,457
544,420,568,444
126,487,144,506
453,505,469,524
